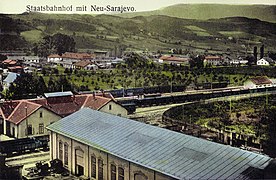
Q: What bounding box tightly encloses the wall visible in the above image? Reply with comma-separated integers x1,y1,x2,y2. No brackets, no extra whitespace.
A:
100,101,128,117
51,132,175,180
16,107,61,138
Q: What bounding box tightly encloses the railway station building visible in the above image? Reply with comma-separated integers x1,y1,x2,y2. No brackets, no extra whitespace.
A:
0,92,127,139
47,108,274,180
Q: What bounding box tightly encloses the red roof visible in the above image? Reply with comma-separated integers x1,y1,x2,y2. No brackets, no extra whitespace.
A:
83,95,112,110
250,76,272,85
3,59,17,64
204,56,222,61
0,93,115,124
74,60,91,67
48,53,95,60
48,54,62,58
0,100,42,125
160,56,190,62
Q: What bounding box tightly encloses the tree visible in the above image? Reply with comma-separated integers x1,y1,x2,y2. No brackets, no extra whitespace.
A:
253,46,258,63
0,54,7,62
37,33,76,57
6,73,45,99
263,106,276,157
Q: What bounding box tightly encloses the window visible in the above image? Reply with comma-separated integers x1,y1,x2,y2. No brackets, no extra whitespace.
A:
64,143,68,166
98,159,103,180
118,167,124,180
59,141,63,161
134,172,147,180
109,104,112,110
39,123,44,134
91,156,96,178
39,112,43,118
27,125,33,135
111,164,116,180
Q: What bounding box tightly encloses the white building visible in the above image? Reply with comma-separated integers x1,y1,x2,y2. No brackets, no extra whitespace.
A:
244,76,273,89
257,57,274,66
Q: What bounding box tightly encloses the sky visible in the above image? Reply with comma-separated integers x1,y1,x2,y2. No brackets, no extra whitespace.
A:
0,0,275,14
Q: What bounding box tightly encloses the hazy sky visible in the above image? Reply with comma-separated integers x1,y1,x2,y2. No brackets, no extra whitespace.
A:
1,0,275,14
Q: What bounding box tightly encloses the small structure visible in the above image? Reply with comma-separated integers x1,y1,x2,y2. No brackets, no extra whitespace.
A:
204,56,223,66
47,108,274,179
257,57,275,66
244,76,273,89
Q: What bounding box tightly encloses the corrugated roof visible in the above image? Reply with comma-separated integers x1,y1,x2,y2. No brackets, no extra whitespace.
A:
3,72,19,83
44,91,73,98
46,108,272,180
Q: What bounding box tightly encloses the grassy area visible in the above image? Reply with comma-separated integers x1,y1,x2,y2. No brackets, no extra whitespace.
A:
20,30,43,43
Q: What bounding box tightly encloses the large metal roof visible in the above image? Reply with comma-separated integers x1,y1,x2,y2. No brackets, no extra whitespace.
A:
47,108,272,180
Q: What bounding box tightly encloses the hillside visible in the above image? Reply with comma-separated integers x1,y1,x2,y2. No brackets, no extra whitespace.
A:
1,12,276,55
117,4,276,23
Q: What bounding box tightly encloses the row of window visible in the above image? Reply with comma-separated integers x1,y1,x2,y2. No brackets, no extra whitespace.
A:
25,123,44,135
58,141,148,180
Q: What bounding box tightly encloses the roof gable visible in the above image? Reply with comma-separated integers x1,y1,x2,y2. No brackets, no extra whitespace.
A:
2,100,42,124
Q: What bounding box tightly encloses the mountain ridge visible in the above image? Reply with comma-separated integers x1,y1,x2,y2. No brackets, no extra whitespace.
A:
115,4,276,23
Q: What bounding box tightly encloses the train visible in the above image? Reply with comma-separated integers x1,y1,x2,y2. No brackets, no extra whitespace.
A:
0,136,49,156
118,86,276,112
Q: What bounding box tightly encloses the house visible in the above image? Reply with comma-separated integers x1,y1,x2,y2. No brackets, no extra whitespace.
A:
204,56,223,66
2,72,19,90
47,54,63,63
1,100,62,138
47,108,273,179
158,55,190,65
7,55,40,63
257,57,275,66
74,60,92,69
0,91,127,139
47,53,94,63
244,76,273,89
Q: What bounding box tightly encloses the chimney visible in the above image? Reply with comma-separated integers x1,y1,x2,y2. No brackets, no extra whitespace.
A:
93,91,96,99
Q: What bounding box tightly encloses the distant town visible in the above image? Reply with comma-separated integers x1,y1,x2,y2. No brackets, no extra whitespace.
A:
1,3,276,180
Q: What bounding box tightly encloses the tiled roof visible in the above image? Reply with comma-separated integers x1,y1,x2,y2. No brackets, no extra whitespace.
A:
74,60,91,67
83,95,111,110
250,76,272,85
31,95,88,117
0,93,115,124
204,56,223,61
160,56,190,62
0,100,42,124
47,108,273,180
48,53,95,60
48,54,62,58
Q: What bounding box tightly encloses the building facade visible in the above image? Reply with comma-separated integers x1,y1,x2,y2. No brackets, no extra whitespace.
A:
1,101,61,138
47,108,273,180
